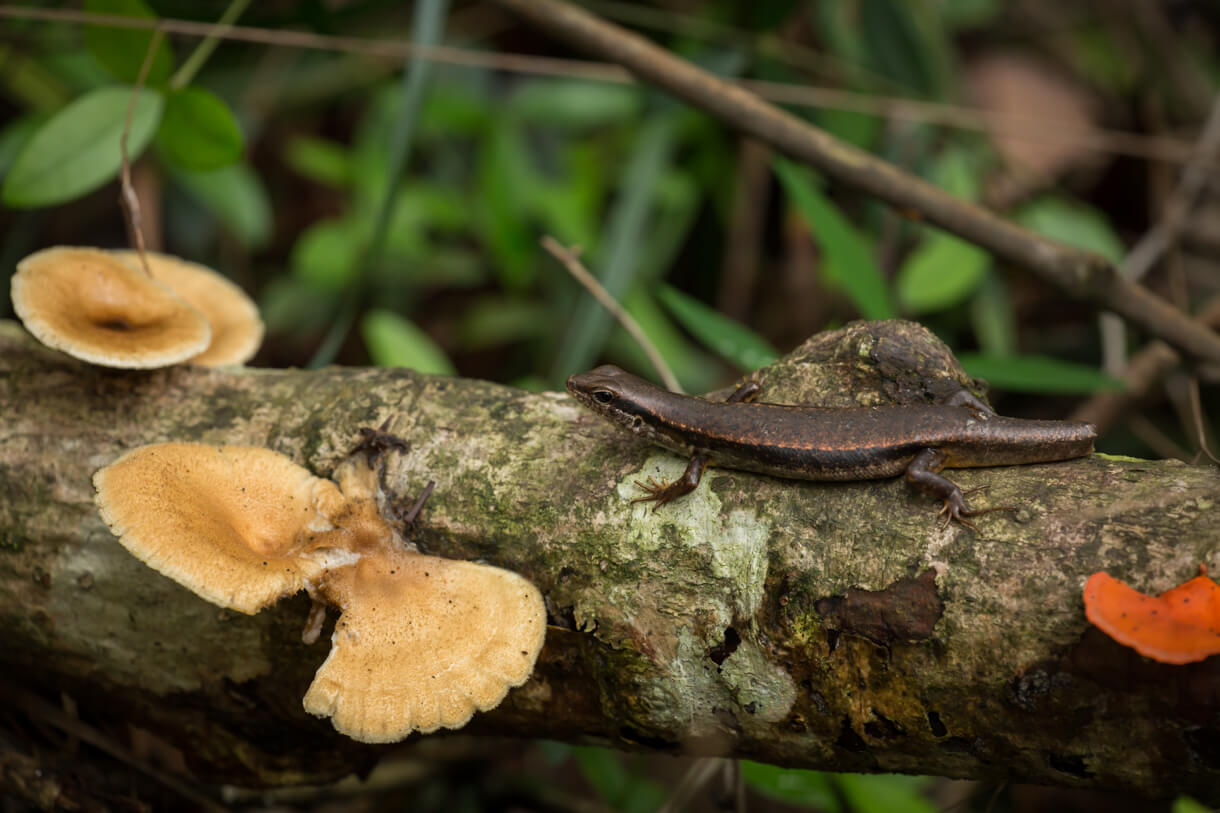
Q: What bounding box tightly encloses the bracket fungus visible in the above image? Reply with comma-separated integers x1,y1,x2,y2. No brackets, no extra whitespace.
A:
1083,567,1220,665
111,250,264,366
11,247,211,368
94,442,546,742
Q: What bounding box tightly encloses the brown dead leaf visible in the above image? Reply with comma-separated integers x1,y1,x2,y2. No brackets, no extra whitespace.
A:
967,51,1101,179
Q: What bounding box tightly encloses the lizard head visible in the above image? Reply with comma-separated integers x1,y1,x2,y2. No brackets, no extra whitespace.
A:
566,365,661,437
567,366,703,456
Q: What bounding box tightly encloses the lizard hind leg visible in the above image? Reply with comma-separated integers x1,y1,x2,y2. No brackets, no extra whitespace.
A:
726,379,761,404
907,448,1014,532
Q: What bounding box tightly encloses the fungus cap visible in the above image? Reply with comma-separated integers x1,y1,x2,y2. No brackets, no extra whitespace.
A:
111,250,264,366
12,247,211,368
303,548,546,742
1083,569,1220,664
94,443,345,614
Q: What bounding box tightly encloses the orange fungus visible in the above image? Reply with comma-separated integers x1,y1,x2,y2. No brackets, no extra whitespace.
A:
1083,566,1220,665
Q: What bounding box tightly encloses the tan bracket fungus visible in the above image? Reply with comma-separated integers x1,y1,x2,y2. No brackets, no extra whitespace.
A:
110,251,264,367
11,247,212,369
93,443,546,743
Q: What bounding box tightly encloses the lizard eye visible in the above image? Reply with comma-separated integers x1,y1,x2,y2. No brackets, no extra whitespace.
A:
592,389,614,404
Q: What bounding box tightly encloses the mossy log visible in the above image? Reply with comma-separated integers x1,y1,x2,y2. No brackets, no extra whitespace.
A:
2,318,1219,801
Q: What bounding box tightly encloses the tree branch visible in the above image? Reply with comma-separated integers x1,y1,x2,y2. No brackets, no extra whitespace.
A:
493,0,1220,366
2,319,1218,799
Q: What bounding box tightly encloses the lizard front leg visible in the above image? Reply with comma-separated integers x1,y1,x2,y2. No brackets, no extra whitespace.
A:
631,378,760,510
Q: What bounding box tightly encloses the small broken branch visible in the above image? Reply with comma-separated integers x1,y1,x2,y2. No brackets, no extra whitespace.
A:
118,27,164,278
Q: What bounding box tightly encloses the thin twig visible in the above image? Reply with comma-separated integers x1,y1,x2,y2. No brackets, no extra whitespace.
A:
496,0,1220,365
1128,413,1192,461
1072,295,1220,432
656,757,725,813
401,480,436,526
541,235,680,392
169,0,252,90
119,27,164,278
1184,376,1219,464
0,5,1211,167
727,759,745,813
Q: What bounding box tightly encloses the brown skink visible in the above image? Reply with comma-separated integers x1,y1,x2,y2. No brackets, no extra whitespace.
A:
566,365,1097,530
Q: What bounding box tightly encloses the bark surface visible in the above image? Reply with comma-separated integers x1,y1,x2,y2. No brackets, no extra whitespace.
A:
2,318,1218,799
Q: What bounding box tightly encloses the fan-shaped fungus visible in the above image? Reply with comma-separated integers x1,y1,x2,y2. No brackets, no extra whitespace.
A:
93,444,346,613
93,442,546,741
11,247,211,368
1083,567,1220,664
111,250,264,366
304,547,545,742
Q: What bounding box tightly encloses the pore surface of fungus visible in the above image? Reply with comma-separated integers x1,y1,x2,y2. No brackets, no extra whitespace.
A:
11,246,211,368
111,250,264,366
1083,568,1220,665
93,442,547,742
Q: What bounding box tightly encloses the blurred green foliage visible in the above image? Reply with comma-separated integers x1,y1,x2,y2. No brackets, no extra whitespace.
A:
3,0,1219,805
0,0,1151,399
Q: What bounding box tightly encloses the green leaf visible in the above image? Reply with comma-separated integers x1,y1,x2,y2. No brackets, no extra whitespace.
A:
958,353,1125,394
634,171,699,283
530,142,608,250
574,747,628,805
360,310,455,374
1172,796,1212,813
458,296,549,350
510,79,642,128
389,185,471,235
813,3,864,67
259,276,333,335
171,162,271,249
897,148,990,313
477,118,538,290
2,86,163,208
377,247,486,289
897,232,989,313
741,762,839,810
837,774,937,813
773,156,894,320
657,284,779,371
930,147,980,200
968,271,1017,356
419,80,492,138
817,109,880,151
573,747,666,813
284,136,353,188
938,0,1001,29
859,0,952,97
84,0,173,84
291,217,367,290
1069,26,1136,94
156,87,244,171
534,740,573,766
0,115,44,182
1017,196,1124,262
605,288,721,395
